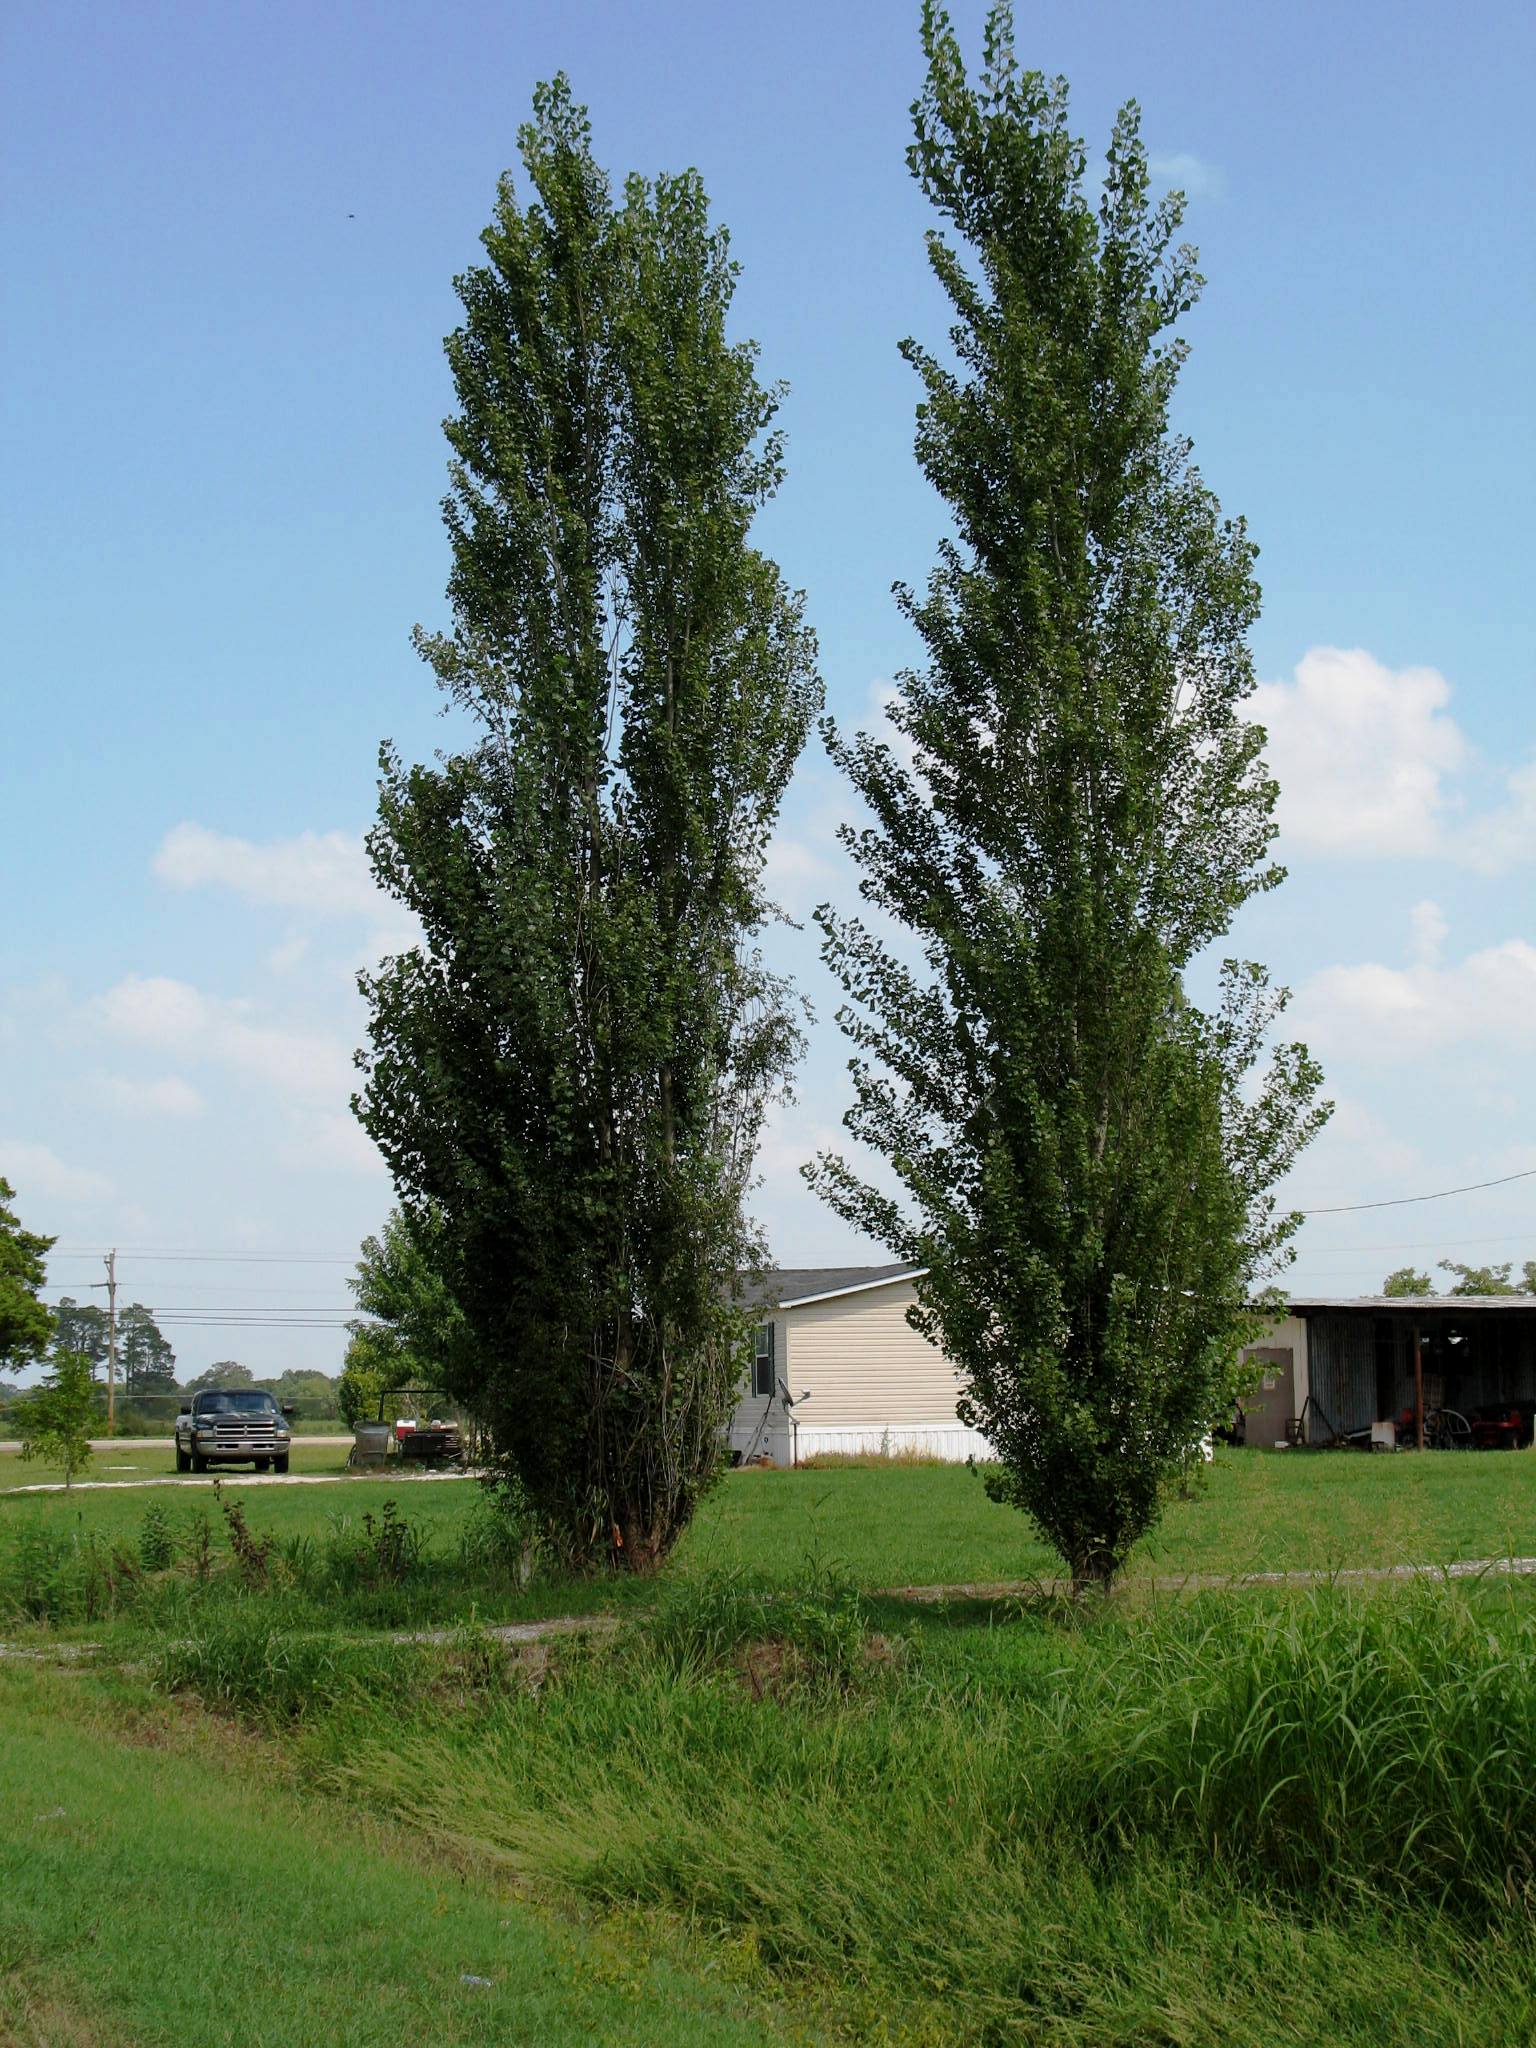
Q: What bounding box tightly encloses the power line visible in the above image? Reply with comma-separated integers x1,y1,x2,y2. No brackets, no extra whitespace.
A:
51,1248,355,1265
1300,1166,1536,1217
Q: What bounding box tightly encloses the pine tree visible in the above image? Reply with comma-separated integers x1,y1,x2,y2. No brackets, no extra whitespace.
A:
358,81,820,1569
810,4,1328,1591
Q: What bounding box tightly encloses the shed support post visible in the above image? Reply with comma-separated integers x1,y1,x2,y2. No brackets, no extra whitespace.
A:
1413,1322,1425,1450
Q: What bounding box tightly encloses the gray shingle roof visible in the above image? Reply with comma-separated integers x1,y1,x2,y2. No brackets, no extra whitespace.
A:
740,1264,920,1312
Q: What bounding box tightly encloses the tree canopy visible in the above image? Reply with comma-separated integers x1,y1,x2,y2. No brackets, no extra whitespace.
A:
1382,1267,1435,1297
0,1177,55,1375
14,1350,95,1487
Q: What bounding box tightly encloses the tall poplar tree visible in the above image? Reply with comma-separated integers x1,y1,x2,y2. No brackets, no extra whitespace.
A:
810,4,1328,1590
358,81,820,1569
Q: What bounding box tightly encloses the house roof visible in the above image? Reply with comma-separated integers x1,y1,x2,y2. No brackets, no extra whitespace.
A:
744,1264,923,1312
1286,1295,1536,1314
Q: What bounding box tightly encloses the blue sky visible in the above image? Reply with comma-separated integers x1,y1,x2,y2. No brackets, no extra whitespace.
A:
4,0,1534,1381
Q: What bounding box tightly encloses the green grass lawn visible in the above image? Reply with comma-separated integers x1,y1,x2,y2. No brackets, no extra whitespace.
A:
6,1450,1536,1624
0,1437,360,1490
8,1453,1536,2045
0,1663,814,2048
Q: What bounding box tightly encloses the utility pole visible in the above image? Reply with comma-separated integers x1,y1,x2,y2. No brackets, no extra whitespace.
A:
88,1249,120,1435
103,1248,118,1435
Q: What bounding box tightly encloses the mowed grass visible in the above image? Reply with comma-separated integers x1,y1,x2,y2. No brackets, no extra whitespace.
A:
0,1437,359,1490
6,1450,1536,1616
0,1663,811,2048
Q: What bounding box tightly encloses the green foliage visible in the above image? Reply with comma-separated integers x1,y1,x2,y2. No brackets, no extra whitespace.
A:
188,1358,253,1390
0,1523,141,1623
1383,1265,1436,1296
118,1301,177,1393
340,1208,471,1425
323,1500,423,1591
456,1485,539,1586
1439,1258,1535,1297
137,1502,176,1571
156,1610,415,1723
49,1295,108,1369
808,5,1328,1590
1381,1260,1536,1299
258,1367,339,1418
0,1177,54,1374
357,78,820,1571
13,1349,96,1487
1054,1585,1536,1914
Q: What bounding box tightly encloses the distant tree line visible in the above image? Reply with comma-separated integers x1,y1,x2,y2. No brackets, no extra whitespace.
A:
1382,1260,1536,1299
0,1292,341,1423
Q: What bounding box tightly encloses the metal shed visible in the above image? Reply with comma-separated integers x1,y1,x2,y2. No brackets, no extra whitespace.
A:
1288,1297,1536,1448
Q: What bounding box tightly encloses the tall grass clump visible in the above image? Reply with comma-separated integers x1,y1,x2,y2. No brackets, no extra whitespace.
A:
156,1610,417,1723
641,1561,886,1694
1045,1581,1536,1914
302,1579,1536,2043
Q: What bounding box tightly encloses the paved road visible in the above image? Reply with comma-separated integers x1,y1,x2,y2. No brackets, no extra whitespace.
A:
0,1434,348,1454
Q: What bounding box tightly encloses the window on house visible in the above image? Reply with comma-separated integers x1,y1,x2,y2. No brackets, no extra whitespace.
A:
751,1324,775,1398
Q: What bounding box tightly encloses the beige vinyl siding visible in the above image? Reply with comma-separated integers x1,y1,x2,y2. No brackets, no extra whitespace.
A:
782,1280,965,1427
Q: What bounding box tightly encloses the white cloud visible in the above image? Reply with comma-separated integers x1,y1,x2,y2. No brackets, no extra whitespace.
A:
151,822,419,957
266,934,311,976
281,1110,386,1179
154,823,382,919
1409,899,1448,968
1293,936,1536,1062
1149,151,1226,199
1253,647,1469,857
1284,1096,1425,1215
97,1074,205,1119
0,1139,114,1204
98,975,355,1105
1467,759,1536,873
763,832,834,903
1252,645,1536,870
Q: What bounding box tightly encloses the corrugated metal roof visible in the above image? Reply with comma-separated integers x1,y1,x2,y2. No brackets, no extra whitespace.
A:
1287,1295,1536,1313
741,1264,922,1312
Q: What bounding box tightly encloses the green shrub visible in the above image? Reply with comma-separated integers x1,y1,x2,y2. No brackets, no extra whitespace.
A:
322,1501,421,1592
136,1503,176,1572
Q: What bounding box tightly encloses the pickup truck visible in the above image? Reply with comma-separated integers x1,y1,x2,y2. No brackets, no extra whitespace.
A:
175,1389,294,1474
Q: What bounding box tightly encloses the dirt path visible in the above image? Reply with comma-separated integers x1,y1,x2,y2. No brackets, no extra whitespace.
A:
880,1555,1536,1600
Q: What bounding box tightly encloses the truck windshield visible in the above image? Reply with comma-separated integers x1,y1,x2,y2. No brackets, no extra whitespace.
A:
195,1391,277,1415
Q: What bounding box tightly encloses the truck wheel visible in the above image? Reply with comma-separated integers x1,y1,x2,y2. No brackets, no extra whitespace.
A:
192,1454,207,1474
273,1454,290,1475
254,1458,270,1473
176,1444,191,1473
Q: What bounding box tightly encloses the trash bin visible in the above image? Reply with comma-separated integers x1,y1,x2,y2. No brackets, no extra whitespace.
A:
350,1420,391,1468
